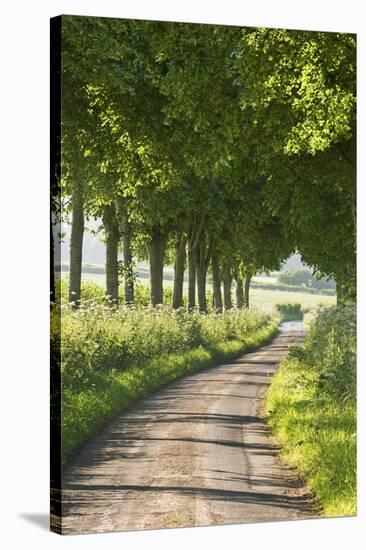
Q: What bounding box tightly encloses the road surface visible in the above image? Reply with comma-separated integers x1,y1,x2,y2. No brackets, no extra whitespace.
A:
59,320,316,534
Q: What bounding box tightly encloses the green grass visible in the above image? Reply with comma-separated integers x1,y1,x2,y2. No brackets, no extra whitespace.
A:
250,287,335,312
265,303,356,517
56,305,278,463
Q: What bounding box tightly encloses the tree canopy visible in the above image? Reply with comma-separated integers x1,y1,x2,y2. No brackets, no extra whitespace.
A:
56,16,356,308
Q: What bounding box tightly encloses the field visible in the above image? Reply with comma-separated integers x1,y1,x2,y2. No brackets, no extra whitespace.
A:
250,287,335,311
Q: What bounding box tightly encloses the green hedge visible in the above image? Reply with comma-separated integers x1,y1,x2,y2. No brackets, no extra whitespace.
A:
275,302,304,320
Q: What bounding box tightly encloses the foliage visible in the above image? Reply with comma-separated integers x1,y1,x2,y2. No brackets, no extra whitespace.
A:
59,277,105,304
265,303,356,516
233,29,356,295
278,269,312,287
275,302,303,320
301,303,356,401
278,269,336,290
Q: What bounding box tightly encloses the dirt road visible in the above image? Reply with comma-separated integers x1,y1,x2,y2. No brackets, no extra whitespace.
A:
60,321,316,534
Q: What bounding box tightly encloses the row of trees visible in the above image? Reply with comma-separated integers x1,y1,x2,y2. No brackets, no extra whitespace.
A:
52,17,356,310
278,269,336,290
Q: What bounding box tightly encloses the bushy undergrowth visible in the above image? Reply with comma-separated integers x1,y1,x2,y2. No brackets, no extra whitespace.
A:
54,304,277,462
59,278,213,310
265,303,356,517
275,302,304,320
278,269,336,291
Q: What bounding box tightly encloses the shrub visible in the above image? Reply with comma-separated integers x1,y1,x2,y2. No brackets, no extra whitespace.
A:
59,277,211,308
275,302,303,320
59,277,105,304
278,269,336,291
278,269,313,287
133,281,150,306
303,303,356,402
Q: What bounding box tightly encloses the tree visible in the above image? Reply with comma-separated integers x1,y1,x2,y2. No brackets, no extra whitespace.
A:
233,29,356,299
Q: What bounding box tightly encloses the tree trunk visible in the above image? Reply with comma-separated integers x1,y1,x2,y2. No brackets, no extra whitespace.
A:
173,234,187,309
103,203,120,306
121,225,134,306
147,227,167,306
187,214,206,312
187,247,196,311
223,270,232,311
195,235,213,314
235,277,244,308
336,284,342,306
68,184,84,306
117,197,134,306
211,251,222,313
244,273,252,308
196,246,207,314
335,274,346,306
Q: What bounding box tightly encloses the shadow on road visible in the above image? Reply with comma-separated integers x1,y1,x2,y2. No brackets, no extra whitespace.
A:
62,483,312,513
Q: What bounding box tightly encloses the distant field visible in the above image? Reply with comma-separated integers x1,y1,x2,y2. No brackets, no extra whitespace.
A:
62,273,335,312
61,264,278,287
252,275,277,285
65,272,184,288
250,287,336,311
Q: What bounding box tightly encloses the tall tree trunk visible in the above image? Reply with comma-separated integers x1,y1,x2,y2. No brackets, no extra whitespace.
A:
103,203,120,306
147,227,167,306
223,270,232,310
173,234,187,309
117,197,134,306
196,245,207,314
187,214,206,312
68,183,84,306
336,284,342,307
235,277,244,308
211,251,222,313
121,224,134,306
335,273,346,306
187,247,196,311
244,273,252,308
196,235,213,314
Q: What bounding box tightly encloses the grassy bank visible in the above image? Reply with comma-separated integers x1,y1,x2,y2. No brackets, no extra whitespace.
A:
55,305,278,463
265,303,356,517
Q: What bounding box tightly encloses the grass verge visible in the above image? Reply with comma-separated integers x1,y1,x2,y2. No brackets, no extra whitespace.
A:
265,304,356,517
